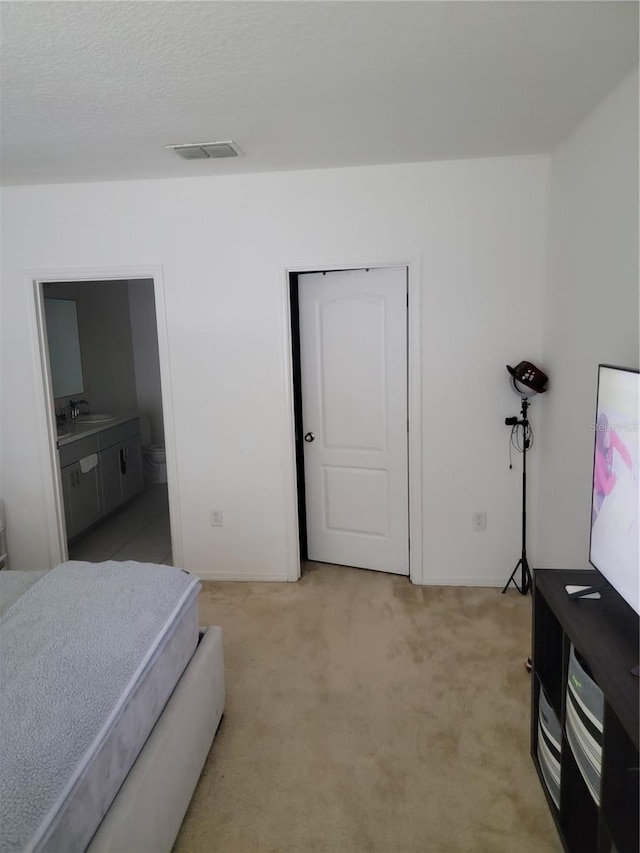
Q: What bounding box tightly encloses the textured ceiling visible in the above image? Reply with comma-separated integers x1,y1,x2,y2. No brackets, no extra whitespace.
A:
0,1,638,186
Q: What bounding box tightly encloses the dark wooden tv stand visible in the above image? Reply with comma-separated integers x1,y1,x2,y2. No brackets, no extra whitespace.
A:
531,569,639,853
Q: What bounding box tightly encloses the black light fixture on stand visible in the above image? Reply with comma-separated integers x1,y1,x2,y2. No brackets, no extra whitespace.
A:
502,361,548,595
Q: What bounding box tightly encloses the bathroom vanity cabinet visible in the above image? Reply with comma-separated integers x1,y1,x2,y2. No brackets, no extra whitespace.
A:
98,420,143,516
59,434,102,541
60,459,102,541
58,416,143,542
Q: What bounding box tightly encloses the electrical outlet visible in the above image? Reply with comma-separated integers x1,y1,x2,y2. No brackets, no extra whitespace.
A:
472,511,487,532
210,510,223,527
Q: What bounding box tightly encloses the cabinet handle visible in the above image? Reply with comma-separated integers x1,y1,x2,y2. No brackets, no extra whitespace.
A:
119,448,127,475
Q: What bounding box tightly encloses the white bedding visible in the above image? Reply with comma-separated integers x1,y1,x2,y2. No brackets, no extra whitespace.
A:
0,570,47,616
0,561,201,853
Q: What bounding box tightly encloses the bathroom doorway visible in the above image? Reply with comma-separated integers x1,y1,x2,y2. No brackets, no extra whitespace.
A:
34,272,179,567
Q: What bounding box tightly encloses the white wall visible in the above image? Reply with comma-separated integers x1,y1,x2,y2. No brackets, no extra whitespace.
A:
77,280,138,414
0,156,548,581
128,279,164,445
537,68,639,568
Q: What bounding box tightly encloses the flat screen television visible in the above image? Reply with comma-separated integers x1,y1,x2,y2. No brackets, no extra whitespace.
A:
588,364,639,614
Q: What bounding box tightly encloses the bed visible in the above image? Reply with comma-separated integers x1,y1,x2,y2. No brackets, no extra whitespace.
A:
0,561,225,853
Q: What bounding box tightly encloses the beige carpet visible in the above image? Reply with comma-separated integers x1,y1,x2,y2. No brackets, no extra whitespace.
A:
173,563,561,853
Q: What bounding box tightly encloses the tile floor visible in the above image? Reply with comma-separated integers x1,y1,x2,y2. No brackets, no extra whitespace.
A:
68,483,172,565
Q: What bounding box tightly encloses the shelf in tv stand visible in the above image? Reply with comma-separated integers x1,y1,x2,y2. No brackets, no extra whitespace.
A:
531,568,639,853
534,569,638,741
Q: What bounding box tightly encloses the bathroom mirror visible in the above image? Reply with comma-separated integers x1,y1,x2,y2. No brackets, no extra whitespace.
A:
44,298,85,398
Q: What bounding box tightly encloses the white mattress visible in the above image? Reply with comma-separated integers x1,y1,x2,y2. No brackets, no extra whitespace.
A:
0,565,200,853
0,570,48,616
43,593,199,852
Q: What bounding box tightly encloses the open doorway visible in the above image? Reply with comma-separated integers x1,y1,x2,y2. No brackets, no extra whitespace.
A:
36,276,174,565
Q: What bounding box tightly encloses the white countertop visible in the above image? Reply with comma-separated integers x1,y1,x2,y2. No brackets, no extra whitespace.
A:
56,413,139,448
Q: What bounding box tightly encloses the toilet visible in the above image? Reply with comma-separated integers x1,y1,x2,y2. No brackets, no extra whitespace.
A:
143,443,167,484
138,412,167,484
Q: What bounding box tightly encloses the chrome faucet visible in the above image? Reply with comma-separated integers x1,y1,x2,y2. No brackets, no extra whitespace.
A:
68,399,88,419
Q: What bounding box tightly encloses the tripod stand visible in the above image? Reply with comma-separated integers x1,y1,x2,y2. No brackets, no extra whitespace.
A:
502,396,532,595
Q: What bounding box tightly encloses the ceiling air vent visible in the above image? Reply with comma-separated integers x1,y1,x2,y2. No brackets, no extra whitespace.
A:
166,141,242,160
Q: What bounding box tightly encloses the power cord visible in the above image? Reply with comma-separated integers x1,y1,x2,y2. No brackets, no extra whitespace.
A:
507,414,534,468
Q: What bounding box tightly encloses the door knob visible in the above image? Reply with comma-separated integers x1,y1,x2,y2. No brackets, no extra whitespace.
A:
304,432,315,443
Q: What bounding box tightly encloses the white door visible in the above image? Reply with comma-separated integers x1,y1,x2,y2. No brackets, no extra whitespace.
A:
299,267,409,574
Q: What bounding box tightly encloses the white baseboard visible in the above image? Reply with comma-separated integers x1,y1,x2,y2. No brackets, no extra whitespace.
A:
421,576,510,588
196,571,290,582
195,571,512,587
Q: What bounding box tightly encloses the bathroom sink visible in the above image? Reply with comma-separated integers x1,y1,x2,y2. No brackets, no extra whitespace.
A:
74,414,116,424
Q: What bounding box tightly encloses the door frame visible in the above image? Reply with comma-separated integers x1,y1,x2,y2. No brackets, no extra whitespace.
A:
26,264,183,569
281,257,423,584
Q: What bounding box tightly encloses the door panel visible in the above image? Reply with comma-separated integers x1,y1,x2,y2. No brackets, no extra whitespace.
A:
324,466,389,536
319,295,387,450
74,465,102,534
121,436,143,503
100,444,122,516
61,462,102,540
299,267,408,574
